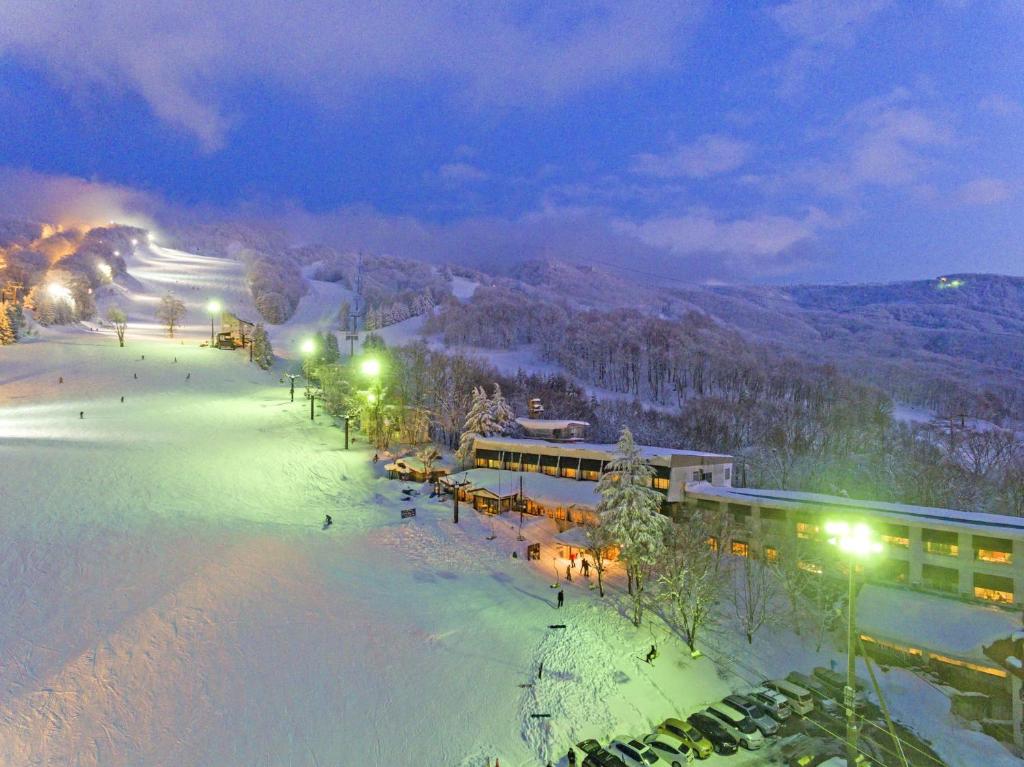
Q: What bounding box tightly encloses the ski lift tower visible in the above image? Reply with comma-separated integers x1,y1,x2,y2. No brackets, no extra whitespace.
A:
346,254,366,357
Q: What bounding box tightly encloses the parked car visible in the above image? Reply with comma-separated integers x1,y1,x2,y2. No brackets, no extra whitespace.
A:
643,732,695,766
704,703,765,750
748,686,792,721
686,713,739,756
577,739,628,767
813,666,867,707
655,718,713,759
764,678,815,716
723,694,780,736
608,736,671,766
786,672,841,715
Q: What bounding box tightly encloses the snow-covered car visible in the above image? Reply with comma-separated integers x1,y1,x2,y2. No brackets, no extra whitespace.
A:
704,703,765,750
577,739,627,767
686,713,739,756
787,672,842,715
813,666,867,707
655,717,713,759
749,686,792,721
723,693,781,736
764,679,814,716
642,732,695,766
608,737,670,766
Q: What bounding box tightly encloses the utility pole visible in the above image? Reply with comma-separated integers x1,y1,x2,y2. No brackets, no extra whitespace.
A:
310,390,317,421
344,415,350,449
452,477,471,524
845,557,859,767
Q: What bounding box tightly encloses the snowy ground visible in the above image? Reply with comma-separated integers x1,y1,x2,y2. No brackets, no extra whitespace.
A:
1,245,1018,766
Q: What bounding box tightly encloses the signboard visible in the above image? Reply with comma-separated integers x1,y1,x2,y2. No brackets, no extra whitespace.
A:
401,507,416,519
527,543,541,561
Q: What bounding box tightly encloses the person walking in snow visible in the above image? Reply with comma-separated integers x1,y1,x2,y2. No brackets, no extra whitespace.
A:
134,372,137,379
645,644,658,664
556,589,564,609
59,376,63,384
565,565,572,582
569,551,576,569
567,746,577,766
581,558,590,577
186,372,191,380
120,396,124,403
373,453,379,463
324,514,333,528
79,411,84,419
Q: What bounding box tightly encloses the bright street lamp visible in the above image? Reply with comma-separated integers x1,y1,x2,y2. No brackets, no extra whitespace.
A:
360,357,381,377
300,338,317,356
207,299,222,346
826,520,882,767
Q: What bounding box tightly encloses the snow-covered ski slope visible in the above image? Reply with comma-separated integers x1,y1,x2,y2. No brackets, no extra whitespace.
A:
0,246,745,767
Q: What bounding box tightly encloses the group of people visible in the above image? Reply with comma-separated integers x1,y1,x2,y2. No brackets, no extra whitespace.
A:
564,551,592,582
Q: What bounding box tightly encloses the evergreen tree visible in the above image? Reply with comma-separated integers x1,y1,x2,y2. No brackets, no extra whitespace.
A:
251,323,274,369
323,331,340,363
0,306,14,345
597,426,666,625
456,386,498,464
490,383,515,434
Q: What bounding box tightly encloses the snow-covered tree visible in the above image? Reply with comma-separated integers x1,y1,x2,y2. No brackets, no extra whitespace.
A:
490,383,515,434
0,306,15,345
455,386,498,465
597,426,666,625
583,520,616,598
106,307,127,347
416,444,440,478
730,552,779,644
251,323,274,369
156,294,186,337
656,513,727,653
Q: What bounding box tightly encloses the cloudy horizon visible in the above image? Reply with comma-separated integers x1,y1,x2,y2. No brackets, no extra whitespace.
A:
1,0,1022,285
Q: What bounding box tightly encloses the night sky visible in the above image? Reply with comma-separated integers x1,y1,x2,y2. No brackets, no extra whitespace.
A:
1,1,1022,283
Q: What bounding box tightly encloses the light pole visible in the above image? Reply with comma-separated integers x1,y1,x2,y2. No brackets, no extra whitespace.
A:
360,356,383,450
825,520,882,767
207,299,222,346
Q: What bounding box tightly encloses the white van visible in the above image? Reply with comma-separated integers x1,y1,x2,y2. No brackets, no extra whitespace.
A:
705,703,765,750
765,678,814,716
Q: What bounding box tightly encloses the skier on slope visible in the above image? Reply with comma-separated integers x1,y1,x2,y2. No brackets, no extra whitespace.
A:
645,644,658,664
556,589,564,609
324,514,333,528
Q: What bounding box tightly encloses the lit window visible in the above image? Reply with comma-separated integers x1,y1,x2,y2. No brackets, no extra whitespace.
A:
975,586,1014,604
764,546,778,563
929,653,1007,678
796,522,819,540
652,477,670,490
488,459,501,469
731,540,749,557
542,466,557,476
923,541,958,557
881,534,909,548
708,536,719,552
797,560,823,574
581,470,600,481
976,549,1012,564
561,467,577,479
475,458,487,468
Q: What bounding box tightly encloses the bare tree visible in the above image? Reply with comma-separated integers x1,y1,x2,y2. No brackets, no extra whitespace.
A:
416,444,440,477
106,306,127,347
156,294,186,337
583,521,617,598
730,553,778,644
656,517,726,654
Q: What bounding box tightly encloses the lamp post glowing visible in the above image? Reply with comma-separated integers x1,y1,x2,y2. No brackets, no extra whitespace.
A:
826,520,882,767
360,357,384,450
207,299,222,346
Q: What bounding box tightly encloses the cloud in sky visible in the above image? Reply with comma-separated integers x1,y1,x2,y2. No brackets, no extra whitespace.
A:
0,0,704,151
438,162,489,184
631,134,752,179
0,169,158,230
957,177,1013,206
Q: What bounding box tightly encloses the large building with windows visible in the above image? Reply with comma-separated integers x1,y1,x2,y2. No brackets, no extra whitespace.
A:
471,435,734,507
684,484,1024,608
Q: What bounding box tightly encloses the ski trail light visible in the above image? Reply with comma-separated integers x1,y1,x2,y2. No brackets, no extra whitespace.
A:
360,357,381,377
300,338,317,356
97,263,112,278
47,282,73,303
826,518,881,764
207,300,222,346
131,238,139,246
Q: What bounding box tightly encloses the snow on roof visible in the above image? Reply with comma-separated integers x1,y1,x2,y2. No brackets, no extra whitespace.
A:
451,468,603,508
514,417,590,429
553,526,592,549
476,436,731,461
384,456,448,474
690,484,1024,535
857,583,1019,663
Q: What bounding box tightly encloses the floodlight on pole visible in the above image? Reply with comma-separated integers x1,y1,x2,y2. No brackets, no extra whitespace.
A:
300,338,317,356
826,518,882,767
207,299,222,346
360,357,381,377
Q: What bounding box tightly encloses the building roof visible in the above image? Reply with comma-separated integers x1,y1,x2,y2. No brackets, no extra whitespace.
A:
857,583,1018,665
384,457,449,475
448,468,603,508
475,436,731,461
514,417,590,430
688,484,1024,536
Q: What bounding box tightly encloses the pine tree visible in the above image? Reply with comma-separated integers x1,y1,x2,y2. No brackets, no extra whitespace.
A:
490,383,515,434
597,426,666,625
456,386,499,464
252,323,274,369
0,306,14,345
323,331,340,363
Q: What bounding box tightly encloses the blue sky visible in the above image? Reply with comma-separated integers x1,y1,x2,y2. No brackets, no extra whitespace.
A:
1,0,1022,284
